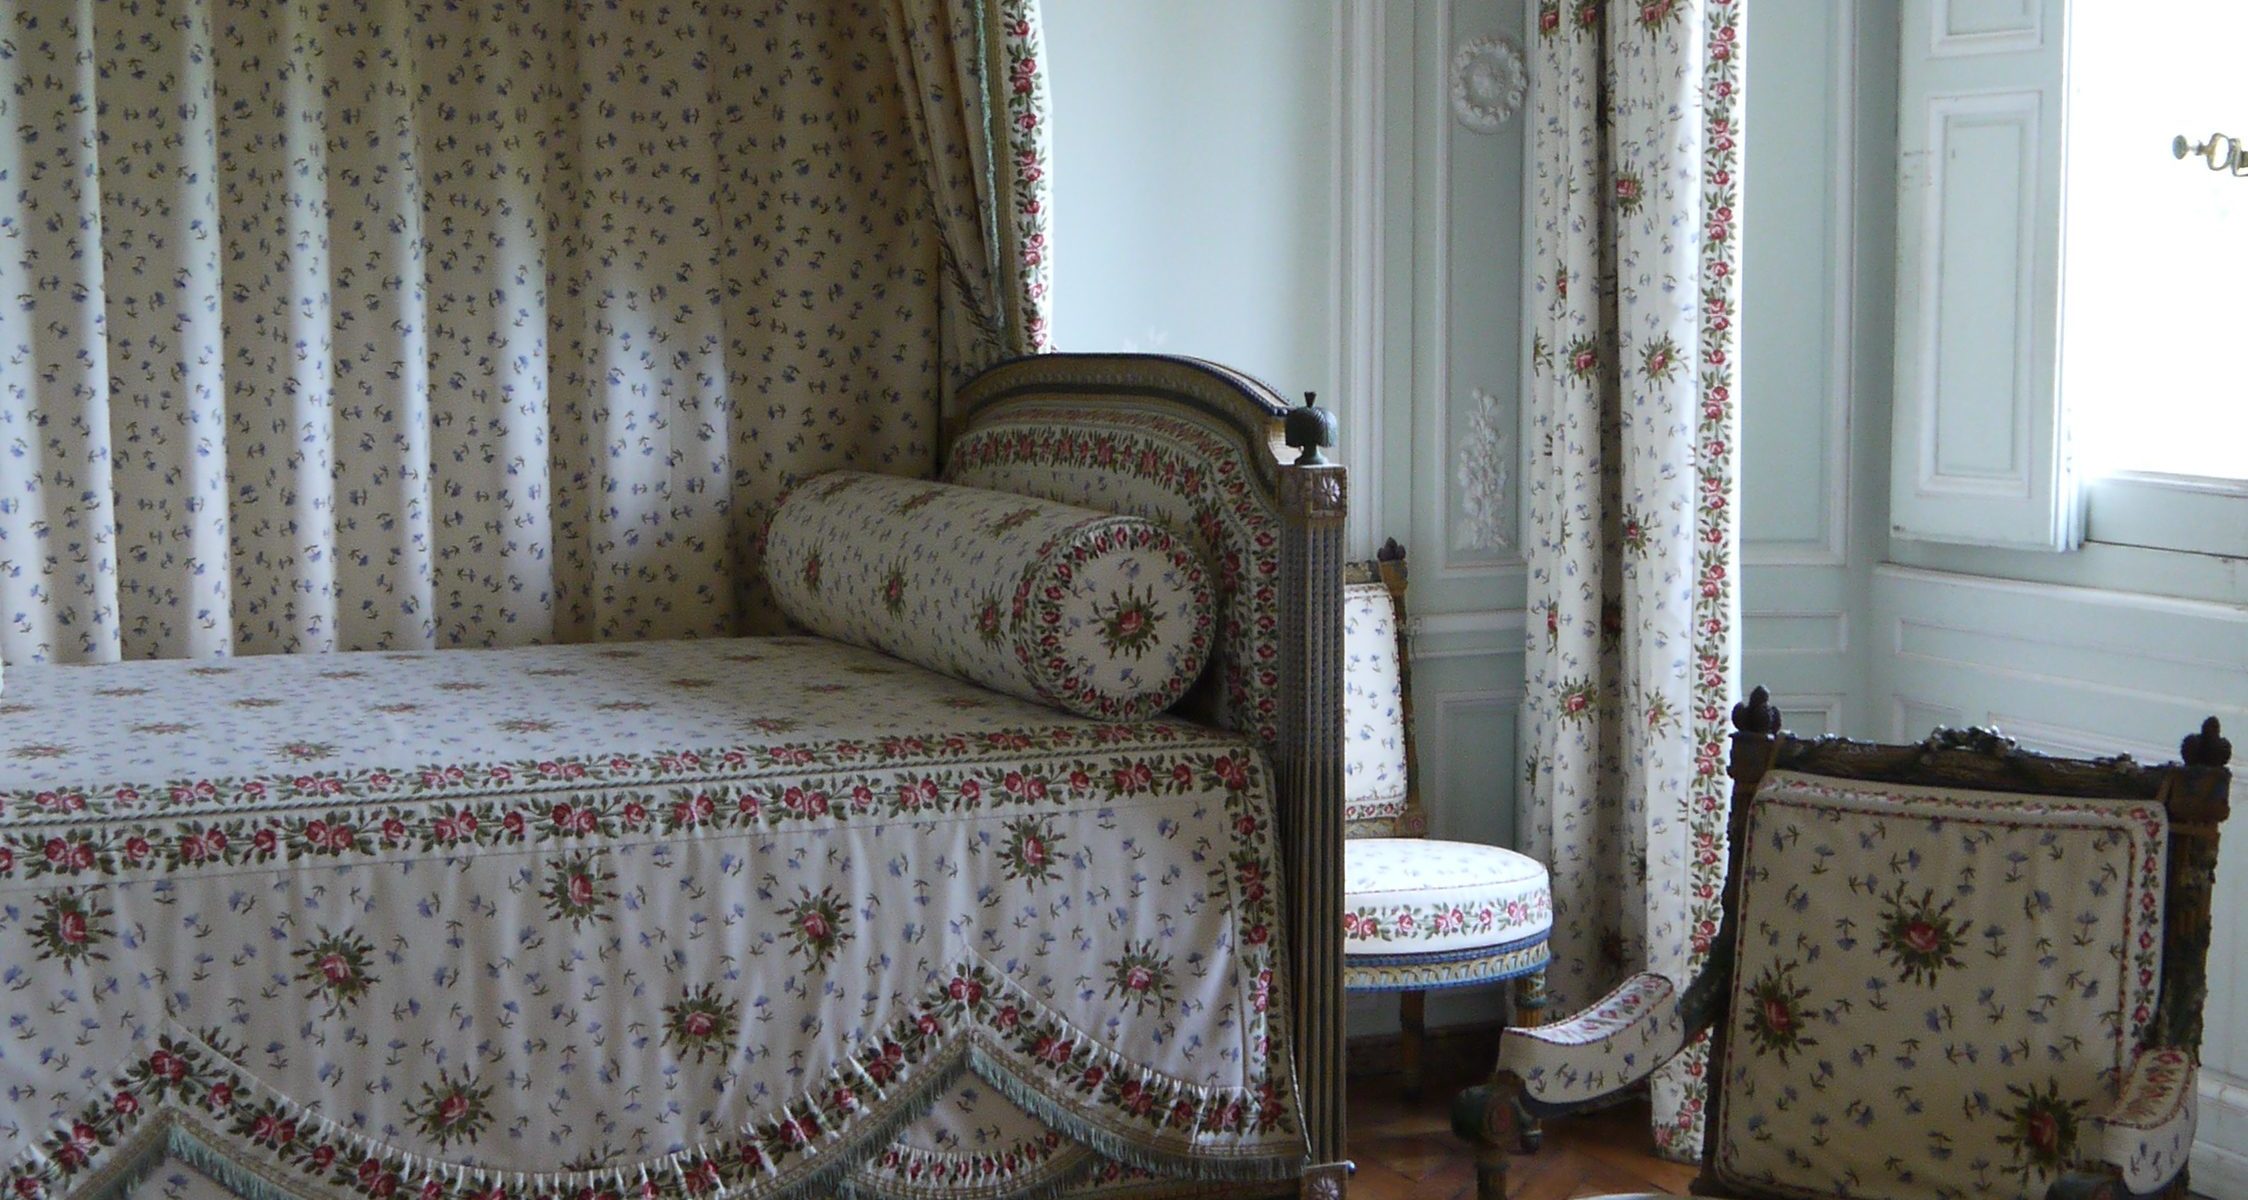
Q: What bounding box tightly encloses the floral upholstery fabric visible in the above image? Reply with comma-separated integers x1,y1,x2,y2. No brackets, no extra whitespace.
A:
764,473,1215,722
0,637,1301,1200
1341,840,1552,959
1710,771,2170,1200
1498,973,1686,1107
945,389,1283,750
1343,580,1411,836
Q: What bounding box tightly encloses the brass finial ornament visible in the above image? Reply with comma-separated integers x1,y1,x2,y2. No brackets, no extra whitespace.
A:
1285,391,1337,467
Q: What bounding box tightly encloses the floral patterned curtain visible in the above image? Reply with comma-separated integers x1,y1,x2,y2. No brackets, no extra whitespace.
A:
886,0,1053,393
0,0,1049,667
1518,0,1742,1160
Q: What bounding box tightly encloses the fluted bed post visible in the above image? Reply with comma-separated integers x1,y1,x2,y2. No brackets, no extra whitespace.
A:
1279,395,1349,1195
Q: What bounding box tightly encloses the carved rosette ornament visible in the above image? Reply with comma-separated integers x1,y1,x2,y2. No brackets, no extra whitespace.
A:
1450,35,1526,134
1298,1162,1352,1199
1282,469,1347,519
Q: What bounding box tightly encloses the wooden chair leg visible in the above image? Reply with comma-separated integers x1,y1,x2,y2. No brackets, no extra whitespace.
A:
1512,966,1549,1027
1399,989,1426,1099
1508,967,1548,1152
1452,1077,1528,1200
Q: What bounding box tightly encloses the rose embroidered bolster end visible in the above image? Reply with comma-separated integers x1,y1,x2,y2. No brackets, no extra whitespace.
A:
764,472,1216,721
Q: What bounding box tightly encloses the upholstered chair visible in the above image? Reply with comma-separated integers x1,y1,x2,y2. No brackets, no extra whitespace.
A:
1454,690,2233,1200
1342,540,1555,1097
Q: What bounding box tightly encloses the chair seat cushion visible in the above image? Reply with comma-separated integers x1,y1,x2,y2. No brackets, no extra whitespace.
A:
1342,838,1552,957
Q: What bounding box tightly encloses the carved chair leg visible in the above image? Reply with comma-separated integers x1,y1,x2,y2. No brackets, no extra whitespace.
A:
1507,968,1549,1152
1399,989,1427,1099
1452,1079,1526,1200
1512,966,1549,1028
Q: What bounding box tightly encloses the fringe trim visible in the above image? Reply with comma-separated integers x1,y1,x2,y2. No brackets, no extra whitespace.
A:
166,1127,348,1200
53,1050,1299,1200
965,1048,1300,1188
836,1143,1097,1200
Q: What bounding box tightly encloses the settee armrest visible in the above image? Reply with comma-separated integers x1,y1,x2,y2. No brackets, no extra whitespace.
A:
1495,971,1691,1116
2047,1047,2199,1200
1452,966,1716,1199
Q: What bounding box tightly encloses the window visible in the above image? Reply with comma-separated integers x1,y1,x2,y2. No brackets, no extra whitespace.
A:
2064,1,2248,486
1889,0,2247,558
2063,0,2248,557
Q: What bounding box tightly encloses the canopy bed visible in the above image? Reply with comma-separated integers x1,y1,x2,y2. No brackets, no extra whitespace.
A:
0,356,1352,1200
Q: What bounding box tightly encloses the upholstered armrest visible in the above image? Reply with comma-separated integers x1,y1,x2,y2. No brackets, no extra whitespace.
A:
1496,971,1691,1115
2047,1047,2199,1200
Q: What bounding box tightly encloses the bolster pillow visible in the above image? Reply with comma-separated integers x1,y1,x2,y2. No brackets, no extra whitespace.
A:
763,472,1216,721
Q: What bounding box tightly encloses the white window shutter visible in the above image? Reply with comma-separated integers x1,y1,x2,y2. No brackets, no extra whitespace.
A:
1890,0,2082,551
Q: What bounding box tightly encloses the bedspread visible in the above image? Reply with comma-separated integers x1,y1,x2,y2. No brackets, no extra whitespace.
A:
0,638,1301,1200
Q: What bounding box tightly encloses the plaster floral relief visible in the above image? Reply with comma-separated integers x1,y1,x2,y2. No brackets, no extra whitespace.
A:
1453,388,1514,554
1451,35,1528,134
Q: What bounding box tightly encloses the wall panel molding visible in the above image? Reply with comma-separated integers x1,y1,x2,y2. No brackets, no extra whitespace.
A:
1914,90,2041,499
1414,0,1526,585
2194,1073,2248,1200
1874,563,2248,624
1892,695,1966,740
1409,608,1526,662
1333,0,1387,559
1746,1,1855,567
1423,688,1521,845
1931,0,2043,57
1744,610,1851,656
1767,692,1845,739
1981,712,2170,763
1894,617,2247,712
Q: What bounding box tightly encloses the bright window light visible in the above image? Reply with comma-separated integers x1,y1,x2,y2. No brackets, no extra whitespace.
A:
2064,1,2248,483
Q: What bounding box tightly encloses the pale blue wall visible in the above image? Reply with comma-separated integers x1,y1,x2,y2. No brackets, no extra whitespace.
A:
1043,1,1337,397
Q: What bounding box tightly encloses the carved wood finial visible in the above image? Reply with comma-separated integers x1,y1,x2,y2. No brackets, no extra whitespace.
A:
2183,716,2231,768
1285,392,1337,466
1732,686,1781,737
1377,536,1406,570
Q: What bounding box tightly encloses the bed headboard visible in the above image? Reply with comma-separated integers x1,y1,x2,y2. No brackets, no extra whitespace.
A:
946,354,1292,749
943,352,1350,1181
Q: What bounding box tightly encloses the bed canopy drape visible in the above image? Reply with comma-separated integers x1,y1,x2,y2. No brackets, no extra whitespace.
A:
0,0,1050,667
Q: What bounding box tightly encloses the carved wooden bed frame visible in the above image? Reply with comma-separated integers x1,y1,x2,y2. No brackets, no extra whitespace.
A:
947,354,1351,1197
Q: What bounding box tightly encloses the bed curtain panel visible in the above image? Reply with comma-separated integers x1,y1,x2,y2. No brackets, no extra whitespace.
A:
0,0,1050,667
1517,0,1743,1162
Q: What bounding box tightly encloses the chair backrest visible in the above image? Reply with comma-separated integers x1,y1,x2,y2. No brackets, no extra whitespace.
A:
1701,696,2231,1200
1342,540,1421,838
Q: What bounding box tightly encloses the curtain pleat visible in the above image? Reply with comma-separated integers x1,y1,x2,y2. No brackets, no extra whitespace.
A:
1519,0,1743,1161
0,0,1050,665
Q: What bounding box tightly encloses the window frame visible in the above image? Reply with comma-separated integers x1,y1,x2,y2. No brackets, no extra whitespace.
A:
2080,472,2248,559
